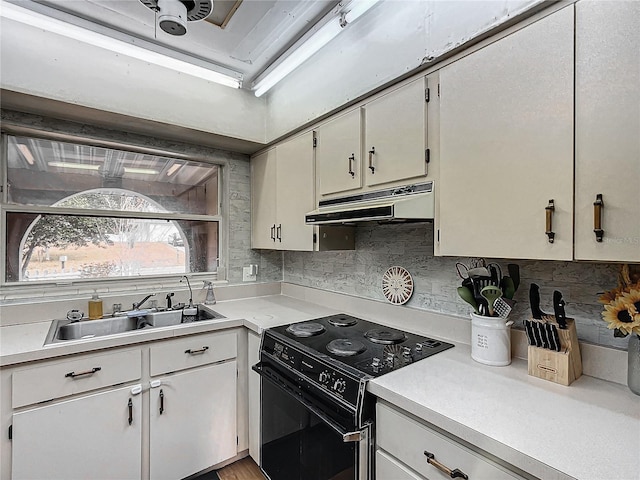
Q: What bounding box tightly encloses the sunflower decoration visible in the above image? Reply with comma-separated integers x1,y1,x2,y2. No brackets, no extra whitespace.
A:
600,265,640,337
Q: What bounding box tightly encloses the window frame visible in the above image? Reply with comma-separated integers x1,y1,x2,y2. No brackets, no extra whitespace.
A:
1,129,227,292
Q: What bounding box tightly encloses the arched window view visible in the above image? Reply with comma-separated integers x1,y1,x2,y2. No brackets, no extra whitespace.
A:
4,135,221,284
19,191,188,281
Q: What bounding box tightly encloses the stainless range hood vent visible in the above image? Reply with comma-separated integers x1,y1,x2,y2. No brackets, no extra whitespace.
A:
305,182,435,225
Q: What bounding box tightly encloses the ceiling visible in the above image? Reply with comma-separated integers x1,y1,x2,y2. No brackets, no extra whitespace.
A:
22,0,342,87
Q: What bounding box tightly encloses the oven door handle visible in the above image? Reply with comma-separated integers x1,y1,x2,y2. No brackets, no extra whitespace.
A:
252,362,362,443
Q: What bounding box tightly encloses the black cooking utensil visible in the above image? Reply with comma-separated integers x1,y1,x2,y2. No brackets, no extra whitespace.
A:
529,283,546,320
539,321,550,349
501,276,516,300
553,290,568,329
507,264,520,292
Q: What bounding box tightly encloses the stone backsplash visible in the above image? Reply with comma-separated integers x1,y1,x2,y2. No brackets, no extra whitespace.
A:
284,222,631,350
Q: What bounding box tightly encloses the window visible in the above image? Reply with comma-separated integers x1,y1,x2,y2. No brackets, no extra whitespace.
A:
2,134,222,285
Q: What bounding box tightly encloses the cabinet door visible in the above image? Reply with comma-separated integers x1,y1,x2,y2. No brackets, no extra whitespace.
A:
574,1,640,262
364,78,428,187
438,7,574,260
12,386,142,480
275,132,315,250
149,361,237,480
251,148,277,249
316,108,363,196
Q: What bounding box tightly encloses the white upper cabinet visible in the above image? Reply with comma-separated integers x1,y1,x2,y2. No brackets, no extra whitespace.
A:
364,77,429,188
251,148,278,249
438,7,575,260
316,108,363,196
251,131,315,251
574,1,640,262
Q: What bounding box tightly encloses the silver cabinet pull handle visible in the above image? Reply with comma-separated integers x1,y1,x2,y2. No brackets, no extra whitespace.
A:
368,147,375,174
348,154,355,178
185,346,209,355
65,367,101,378
593,193,604,242
545,199,555,243
270,224,276,241
424,451,468,479
276,224,282,242
159,389,164,415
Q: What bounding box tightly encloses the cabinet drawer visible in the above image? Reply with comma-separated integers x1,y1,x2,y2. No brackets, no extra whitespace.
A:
377,402,522,480
150,330,237,376
377,449,423,480
12,349,141,408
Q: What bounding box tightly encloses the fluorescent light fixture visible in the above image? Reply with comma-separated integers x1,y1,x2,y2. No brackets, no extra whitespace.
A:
48,162,100,171
1,1,242,89
252,0,380,97
166,164,181,176
124,167,159,175
17,144,35,165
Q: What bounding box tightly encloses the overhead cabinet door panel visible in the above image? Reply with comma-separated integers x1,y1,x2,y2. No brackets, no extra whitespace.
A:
251,149,277,249
316,108,363,196
574,1,640,262
364,78,428,187
438,7,574,260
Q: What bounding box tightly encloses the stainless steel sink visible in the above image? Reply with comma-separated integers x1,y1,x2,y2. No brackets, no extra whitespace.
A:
44,306,226,344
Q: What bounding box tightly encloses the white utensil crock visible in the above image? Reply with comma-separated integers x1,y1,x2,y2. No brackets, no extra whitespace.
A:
470,312,513,366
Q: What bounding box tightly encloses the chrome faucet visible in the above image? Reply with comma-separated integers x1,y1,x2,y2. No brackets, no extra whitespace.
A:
132,293,156,310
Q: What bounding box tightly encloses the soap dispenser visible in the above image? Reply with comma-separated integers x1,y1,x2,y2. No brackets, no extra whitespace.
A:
204,281,216,305
88,291,103,320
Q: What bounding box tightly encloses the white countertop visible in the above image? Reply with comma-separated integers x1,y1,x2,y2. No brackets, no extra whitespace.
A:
0,294,335,366
1,289,639,480
369,343,640,480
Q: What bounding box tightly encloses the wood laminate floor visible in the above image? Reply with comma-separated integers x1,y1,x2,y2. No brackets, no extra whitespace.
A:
217,457,267,480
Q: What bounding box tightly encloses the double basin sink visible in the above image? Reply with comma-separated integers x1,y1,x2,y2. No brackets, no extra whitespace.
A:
45,307,225,345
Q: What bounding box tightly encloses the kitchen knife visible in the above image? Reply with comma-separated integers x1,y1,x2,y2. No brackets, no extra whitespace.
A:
529,283,546,320
545,323,557,351
531,320,543,348
523,320,535,346
553,290,568,329
538,321,550,349
550,324,562,352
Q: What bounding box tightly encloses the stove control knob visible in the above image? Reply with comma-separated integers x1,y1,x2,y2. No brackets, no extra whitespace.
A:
319,371,331,384
415,342,423,352
333,379,346,393
372,357,381,367
402,346,412,357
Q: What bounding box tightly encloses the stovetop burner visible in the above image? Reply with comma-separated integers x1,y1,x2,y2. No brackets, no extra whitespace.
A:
365,328,406,345
286,322,325,337
326,338,366,356
327,315,358,327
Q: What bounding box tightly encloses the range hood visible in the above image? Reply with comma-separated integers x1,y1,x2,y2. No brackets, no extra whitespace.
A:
305,182,434,225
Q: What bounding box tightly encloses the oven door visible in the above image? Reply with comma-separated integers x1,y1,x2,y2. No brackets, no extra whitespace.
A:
253,361,371,480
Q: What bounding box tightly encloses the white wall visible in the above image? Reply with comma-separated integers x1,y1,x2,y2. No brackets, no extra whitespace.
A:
0,18,267,144
265,0,543,140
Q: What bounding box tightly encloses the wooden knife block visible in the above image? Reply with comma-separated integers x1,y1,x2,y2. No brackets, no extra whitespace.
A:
527,316,582,386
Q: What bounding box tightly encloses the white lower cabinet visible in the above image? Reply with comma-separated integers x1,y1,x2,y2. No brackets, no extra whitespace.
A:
149,361,237,480
247,330,261,464
3,330,241,480
376,402,524,480
12,386,142,480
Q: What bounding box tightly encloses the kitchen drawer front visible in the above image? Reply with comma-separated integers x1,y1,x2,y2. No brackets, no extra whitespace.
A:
377,402,522,480
12,349,141,408
150,330,237,376
377,449,424,480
